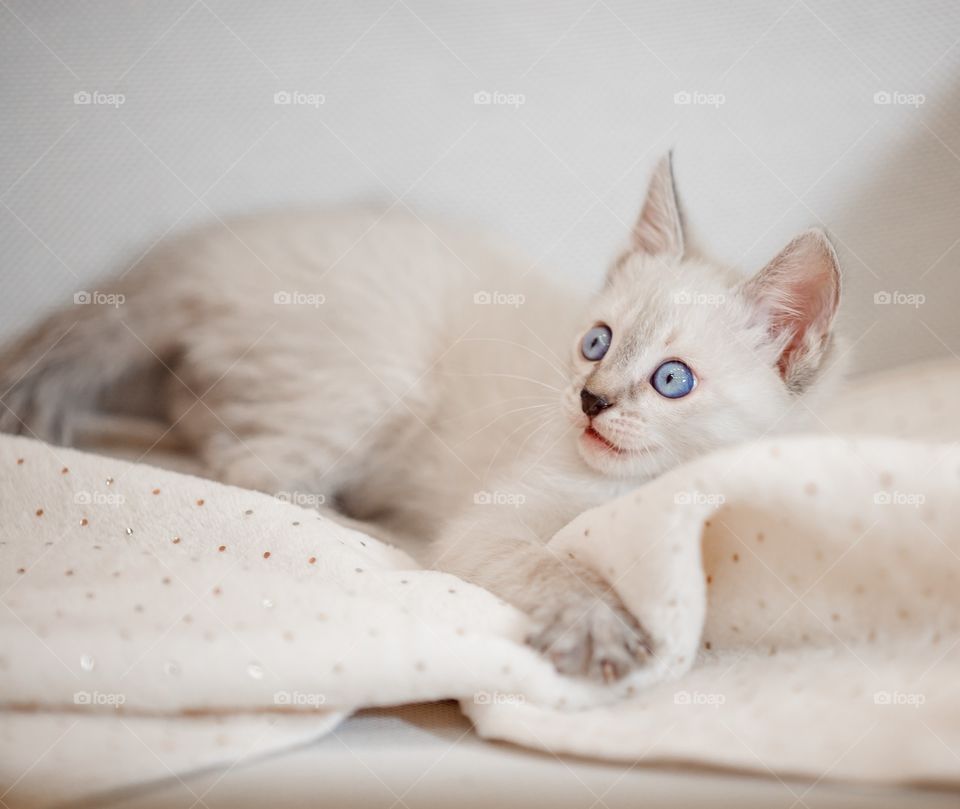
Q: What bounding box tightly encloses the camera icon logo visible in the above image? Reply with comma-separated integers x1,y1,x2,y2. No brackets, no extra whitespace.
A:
74,91,92,105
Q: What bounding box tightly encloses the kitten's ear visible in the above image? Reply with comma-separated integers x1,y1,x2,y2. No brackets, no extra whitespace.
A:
741,229,841,392
631,153,684,260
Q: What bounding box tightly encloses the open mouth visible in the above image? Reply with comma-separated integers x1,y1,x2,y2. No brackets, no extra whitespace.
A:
581,426,656,459
582,426,625,454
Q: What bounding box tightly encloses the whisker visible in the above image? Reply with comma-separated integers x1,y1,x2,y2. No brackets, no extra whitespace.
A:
520,319,569,374
434,395,554,425
513,412,562,460
484,410,555,481
438,371,563,393
453,402,554,446
460,337,568,380
521,422,576,479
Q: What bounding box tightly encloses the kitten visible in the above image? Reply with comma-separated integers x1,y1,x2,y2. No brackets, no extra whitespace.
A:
0,154,842,681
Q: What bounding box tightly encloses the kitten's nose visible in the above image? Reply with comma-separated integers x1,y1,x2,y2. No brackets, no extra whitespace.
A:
580,388,613,417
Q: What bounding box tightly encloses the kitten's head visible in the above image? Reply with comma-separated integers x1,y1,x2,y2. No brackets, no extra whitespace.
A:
565,154,842,479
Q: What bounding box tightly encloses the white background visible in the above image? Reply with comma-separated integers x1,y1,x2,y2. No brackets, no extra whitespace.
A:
2,1,959,372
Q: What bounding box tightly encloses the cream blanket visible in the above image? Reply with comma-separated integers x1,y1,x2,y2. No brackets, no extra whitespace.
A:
2,359,959,805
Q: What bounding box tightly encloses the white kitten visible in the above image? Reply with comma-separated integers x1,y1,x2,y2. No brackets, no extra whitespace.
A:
0,155,842,681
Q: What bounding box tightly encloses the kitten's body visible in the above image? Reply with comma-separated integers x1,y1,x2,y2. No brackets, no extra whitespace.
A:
4,207,595,533
0,157,843,681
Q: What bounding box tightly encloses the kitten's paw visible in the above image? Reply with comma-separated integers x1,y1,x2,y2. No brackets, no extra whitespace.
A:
526,589,653,682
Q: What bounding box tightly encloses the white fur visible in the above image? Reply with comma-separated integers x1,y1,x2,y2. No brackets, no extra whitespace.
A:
0,155,843,682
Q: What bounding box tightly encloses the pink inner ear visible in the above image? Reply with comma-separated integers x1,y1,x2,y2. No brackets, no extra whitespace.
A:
775,271,835,376
745,231,840,381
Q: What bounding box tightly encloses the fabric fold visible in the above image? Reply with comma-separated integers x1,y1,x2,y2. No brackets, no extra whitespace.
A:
3,358,960,800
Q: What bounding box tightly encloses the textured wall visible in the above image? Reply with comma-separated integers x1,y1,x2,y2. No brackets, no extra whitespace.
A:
2,1,959,373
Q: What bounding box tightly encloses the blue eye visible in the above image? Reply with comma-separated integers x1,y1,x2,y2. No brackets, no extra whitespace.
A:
651,360,696,399
581,325,612,361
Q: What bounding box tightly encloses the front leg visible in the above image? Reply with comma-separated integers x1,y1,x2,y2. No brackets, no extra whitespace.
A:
431,513,653,682
525,557,653,681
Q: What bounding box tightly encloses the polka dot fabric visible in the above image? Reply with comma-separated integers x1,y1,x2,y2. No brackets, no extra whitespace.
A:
0,436,597,714
468,358,960,785
0,430,612,802
3,357,960,800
